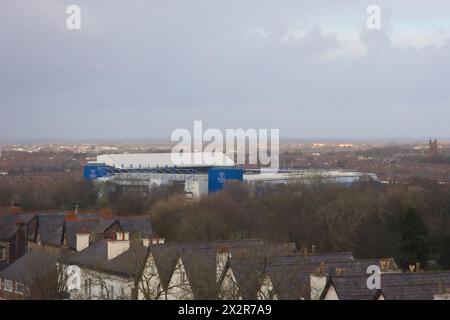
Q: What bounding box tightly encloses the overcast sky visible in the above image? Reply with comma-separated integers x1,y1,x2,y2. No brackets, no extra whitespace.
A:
1,0,450,141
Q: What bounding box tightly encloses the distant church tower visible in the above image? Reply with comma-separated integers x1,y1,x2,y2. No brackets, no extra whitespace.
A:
429,139,438,156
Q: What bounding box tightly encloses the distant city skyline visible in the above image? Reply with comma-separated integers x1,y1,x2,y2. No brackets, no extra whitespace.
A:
1,1,450,140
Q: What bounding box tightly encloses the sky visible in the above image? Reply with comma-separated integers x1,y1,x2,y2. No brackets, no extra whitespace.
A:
1,0,450,141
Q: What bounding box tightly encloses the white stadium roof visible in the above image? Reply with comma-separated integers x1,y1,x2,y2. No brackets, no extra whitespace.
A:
91,152,235,169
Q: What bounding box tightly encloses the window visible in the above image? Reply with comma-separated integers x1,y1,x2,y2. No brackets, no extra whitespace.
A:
120,286,125,298
15,283,24,295
149,263,157,275
84,278,92,298
84,279,88,296
3,280,13,292
110,285,114,299
0,247,6,261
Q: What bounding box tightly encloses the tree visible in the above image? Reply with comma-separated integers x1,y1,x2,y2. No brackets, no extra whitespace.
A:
396,207,429,268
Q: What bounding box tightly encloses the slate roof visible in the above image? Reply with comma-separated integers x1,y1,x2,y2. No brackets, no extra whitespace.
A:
265,256,396,299
0,213,36,240
381,271,450,287
150,239,265,294
324,275,381,300
299,252,354,264
37,215,66,246
64,219,117,249
102,244,149,278
180,247,217,299
117,217,153,239
150,244,180,289
381,283,449,300
380,272,450,300
0,250,57,285
67,240,109,268
66,239,150,279
65,239,264,288
322,271,450,300
225,243,299,299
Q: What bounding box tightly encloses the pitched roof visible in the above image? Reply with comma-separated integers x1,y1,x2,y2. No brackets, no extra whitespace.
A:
180,247,217,299
226,244,299,299
37,215,66,246
381,271,450,287
381,283,446,300
102,244,149,278
299,252,354,264
117,217,153,238
265,256,394,299
322,271,450,300
380,272,450,300
324,275,381,300
0,250,57,285
67,240,109,268
67,240,149,278
64,219,117,249
0,213,36,240
150,239,265,293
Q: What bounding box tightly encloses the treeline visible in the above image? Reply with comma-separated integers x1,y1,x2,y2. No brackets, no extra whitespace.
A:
148,179,450,270
2,176,450,270
0,178,97,210
0,177,182,214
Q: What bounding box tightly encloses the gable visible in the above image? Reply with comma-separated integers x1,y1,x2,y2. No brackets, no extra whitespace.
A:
219,267,242,300
324,283,339,300
258,274,277,300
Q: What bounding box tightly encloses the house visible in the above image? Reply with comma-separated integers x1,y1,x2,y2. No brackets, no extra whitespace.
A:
29,211,154,253
261,255,397,300
319,274,384,300
0,250,60,300
0,213,37,270
117,216,154,240
29,214,66,253
65,238,267,300
319,270,450,300
66,233,141,300
218,243,298,300
153,239,266,300
380,271,450,300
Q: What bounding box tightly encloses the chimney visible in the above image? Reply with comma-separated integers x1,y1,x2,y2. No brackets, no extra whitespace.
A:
300,246,308,256
76,233,90,252
335,268,346,276
318,262,325,275
415,262,421,272
107,239,130,260
101,208,113,219
65,211,77,222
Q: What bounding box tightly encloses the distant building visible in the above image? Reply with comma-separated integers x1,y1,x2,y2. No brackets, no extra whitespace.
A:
84,153,377,199
429,139,438,156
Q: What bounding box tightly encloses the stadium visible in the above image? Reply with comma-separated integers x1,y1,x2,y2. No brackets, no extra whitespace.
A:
83,153,378,198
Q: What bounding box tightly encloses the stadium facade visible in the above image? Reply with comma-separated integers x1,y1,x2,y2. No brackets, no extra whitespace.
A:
83,153,378,198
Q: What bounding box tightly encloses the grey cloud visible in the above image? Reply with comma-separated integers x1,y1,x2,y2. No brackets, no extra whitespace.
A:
0,0,450,140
